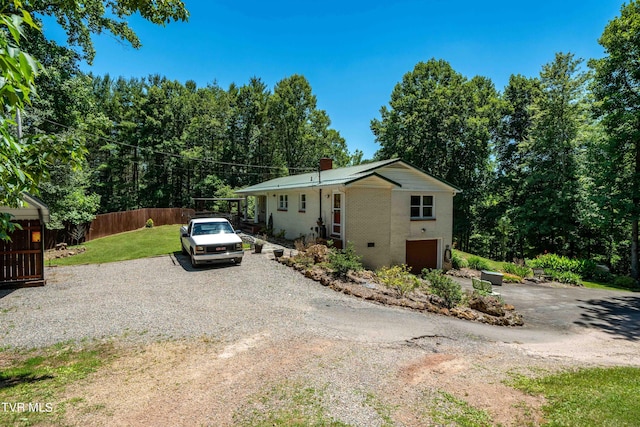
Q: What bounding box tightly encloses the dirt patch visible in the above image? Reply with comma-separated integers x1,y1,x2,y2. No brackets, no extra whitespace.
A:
55,335,575,426
399,351,547,426
62,336,336,427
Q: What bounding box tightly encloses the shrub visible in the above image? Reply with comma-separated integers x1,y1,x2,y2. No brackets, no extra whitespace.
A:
549,270,582,285
467,256,491,271
327,242,363,277
145,218,154,228
422,269,462,309
528,253,597,279
502,263,531,278
451,250,468,269
613,275,637,290
376,264,421,297
591,268,613,283
306,244,329,264
502,273,523,283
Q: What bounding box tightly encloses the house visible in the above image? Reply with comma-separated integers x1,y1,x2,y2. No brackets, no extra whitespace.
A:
0,193,50,287
236,158,460,273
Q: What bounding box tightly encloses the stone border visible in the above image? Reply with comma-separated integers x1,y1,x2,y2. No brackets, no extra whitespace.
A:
276,256,524,327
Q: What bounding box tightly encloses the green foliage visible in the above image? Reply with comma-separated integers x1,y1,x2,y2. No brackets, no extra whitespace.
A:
467,256,491,271
591,268,613,284
527,253,597,278
422,269,463,308
502,273,523,283
612,275,638,290
0,213,21,241
327,241,363,278
371,58,501,250
591,1,640,280
501,263,532,278
513,53,588,256
430,391,493,427
451,249,468,269
268,74,349,171
39,164,100,230
145,218,154,228
0,342,113,426
376,264,421,297
511,367,640,427
234,381,349,427
549,270,582,285
28,0,189,64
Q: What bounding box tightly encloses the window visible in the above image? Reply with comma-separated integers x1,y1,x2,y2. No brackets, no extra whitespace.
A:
410,195,434,219
278,194,288,210
299,194,306,212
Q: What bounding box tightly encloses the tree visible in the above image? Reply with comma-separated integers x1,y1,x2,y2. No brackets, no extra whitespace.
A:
22,0,188,63
1,0,189,239
39,163,100,243
514,53,590,256
485,74,541,259
269,74,347,173
1,1,83,240
591,0,640,280
371,59,500,248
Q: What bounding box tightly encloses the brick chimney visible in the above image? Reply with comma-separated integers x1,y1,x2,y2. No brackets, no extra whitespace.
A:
319,158,333,171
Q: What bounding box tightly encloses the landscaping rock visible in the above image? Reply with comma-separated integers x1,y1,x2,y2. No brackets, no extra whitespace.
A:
277,250,524,327
469,295,505,317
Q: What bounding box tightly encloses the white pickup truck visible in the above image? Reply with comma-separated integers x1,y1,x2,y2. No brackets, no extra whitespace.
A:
180,217,244,267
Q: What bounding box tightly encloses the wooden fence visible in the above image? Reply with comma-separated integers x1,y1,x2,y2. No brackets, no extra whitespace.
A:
86,208,195,241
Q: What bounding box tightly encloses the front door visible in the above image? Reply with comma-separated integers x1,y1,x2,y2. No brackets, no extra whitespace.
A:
331,192,343,242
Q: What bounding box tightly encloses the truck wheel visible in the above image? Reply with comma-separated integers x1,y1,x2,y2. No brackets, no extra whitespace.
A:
190,252,198,268
181,244,187,255
234,257,242,265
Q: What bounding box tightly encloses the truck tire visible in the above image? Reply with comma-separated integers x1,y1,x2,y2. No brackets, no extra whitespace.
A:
190,251,198,268
181,244,188,255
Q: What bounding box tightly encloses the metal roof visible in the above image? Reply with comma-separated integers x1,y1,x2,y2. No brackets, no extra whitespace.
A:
235,158,461,194
0,193,50,223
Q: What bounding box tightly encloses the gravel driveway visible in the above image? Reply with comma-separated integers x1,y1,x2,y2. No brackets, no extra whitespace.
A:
1,252,639,426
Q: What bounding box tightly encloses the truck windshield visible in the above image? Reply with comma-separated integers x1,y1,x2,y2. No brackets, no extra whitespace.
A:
193,222,234,235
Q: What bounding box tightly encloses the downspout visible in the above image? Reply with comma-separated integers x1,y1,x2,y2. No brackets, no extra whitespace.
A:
319,166,322,224
317,166,326,239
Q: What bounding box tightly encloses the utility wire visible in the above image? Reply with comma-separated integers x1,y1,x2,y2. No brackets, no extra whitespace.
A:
39,117,318,173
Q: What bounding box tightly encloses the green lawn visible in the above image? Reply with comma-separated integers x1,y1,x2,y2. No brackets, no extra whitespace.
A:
455,250,507,272
0,342,115,426
511,367,640,427
48,224,183,266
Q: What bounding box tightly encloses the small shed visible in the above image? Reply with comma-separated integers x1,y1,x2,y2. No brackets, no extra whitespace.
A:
0,193,50,288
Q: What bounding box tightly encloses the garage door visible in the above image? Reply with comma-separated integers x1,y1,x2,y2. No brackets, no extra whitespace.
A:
406,240,438,274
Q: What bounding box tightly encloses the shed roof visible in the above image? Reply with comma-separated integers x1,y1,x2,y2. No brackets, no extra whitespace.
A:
0,193,50,223
236,158,461,194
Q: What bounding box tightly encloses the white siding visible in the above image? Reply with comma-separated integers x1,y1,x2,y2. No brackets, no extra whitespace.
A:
265,186,341,241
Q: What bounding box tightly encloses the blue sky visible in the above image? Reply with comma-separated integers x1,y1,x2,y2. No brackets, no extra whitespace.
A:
42,0,622,160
